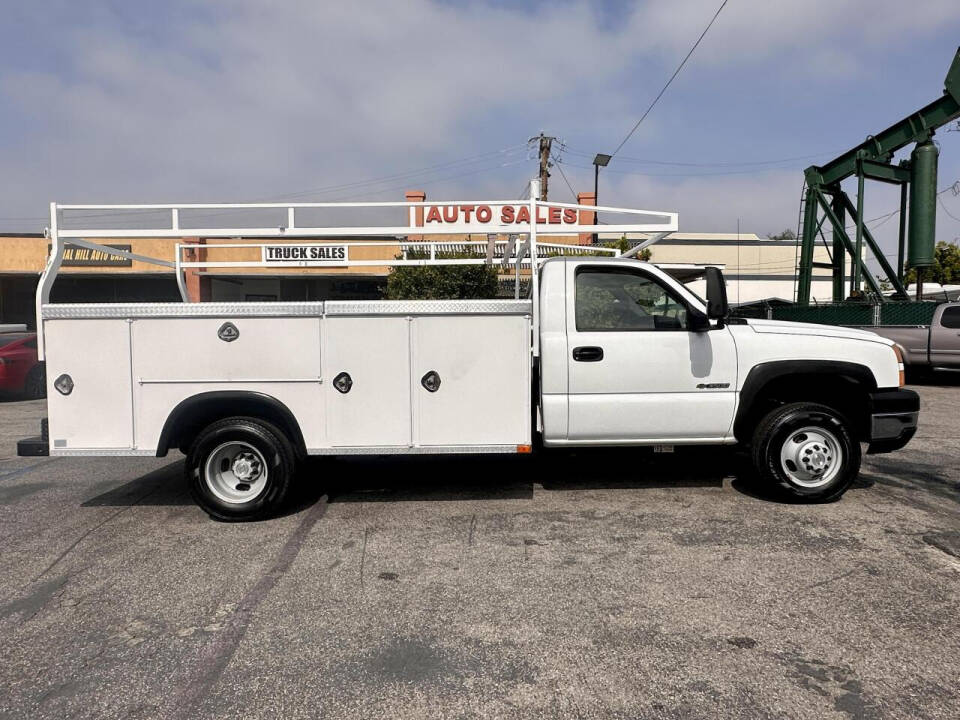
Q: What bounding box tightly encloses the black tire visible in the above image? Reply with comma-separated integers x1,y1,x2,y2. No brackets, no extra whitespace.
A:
186,416,296,522
750,402,861,503
24,364,46,399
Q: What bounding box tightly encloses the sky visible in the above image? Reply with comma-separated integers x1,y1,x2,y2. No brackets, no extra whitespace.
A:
2,0,960,263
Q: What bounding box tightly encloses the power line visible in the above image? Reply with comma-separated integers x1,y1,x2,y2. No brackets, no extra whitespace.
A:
10,144,533,227
834,179,960,231
263,143,529,200
939,194,960,222
563,145,843,168
1,157,532,232
610,0,731,158
318,158,528,203
0,143,526,221
550,153,579,202
560,161,791,178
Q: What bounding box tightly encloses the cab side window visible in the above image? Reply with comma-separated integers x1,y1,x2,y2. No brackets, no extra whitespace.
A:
575,268,689,331
941,307,960,329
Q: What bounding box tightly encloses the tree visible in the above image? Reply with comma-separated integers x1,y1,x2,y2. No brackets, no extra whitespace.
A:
603,235,651,261
904,241,960,285
385,251,499,300
767,229,797,241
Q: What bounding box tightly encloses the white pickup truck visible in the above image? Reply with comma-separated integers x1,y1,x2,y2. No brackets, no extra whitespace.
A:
17,186,919,520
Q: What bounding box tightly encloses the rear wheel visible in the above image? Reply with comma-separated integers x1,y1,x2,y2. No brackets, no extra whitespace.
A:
186,417,296,521
751,402,860,503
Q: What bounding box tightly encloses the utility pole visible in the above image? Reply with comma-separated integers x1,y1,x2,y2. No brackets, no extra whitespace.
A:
530,133,555,200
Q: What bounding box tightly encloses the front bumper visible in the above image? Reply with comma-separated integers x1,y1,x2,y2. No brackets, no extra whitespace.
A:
866,388,919,454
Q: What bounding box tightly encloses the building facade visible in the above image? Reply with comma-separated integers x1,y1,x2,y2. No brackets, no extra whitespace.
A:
626,232,837,305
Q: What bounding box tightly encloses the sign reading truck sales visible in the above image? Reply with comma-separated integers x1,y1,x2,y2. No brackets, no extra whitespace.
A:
261,244,349,266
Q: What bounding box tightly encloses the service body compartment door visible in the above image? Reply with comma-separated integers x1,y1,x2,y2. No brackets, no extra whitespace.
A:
131,317,323,452
323,317,411,447
412,315,530,447
44,318,134,450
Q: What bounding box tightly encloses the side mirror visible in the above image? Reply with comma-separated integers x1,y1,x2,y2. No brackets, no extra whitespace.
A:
704,266,729,320
689,309,710,332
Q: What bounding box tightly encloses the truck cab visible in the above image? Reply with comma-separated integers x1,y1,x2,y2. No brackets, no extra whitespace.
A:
539,258,738,445
871,301,960,371
538,256,918,491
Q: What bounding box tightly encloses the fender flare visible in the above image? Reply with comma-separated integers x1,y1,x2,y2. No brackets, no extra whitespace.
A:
733,360,877,441
156,391,307,457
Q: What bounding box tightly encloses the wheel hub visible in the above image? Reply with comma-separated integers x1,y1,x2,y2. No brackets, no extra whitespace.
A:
204,441,269,504
801,442,828,473
779,427,842,488
231,452,262,482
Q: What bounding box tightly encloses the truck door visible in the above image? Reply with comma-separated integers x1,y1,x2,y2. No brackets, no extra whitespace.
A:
564,264,737,443
933,305,960,366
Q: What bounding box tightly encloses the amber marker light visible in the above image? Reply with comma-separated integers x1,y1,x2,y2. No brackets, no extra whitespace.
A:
892,345,905,386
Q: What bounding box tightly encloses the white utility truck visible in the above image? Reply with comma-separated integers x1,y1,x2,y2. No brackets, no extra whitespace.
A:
18,181,919,520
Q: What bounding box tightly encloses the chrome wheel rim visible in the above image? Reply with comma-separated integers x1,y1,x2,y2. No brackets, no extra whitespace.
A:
204,441,269,504
779,426,842,488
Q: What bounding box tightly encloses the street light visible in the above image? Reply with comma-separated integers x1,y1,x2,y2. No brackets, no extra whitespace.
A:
592,153,612,244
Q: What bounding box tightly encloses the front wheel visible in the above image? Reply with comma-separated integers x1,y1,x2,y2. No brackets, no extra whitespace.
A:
186,417,296,521
751,402,861,503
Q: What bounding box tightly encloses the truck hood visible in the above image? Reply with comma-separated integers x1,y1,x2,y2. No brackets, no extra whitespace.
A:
743,318,893,345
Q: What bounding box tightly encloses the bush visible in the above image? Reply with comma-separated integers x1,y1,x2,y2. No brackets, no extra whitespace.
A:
385,251,499,300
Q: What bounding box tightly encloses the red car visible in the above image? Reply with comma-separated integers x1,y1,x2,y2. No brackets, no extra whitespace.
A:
0,333,45,398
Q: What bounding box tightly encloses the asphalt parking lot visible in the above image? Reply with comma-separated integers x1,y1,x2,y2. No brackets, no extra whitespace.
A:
0,380,958,720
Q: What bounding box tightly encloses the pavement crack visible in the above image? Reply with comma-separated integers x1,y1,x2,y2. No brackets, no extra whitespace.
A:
923,532,960,560
359,526,369,593
0,458,60,483
166,496,327,719
32,484,160,583
803,568,858,592
467,513,477,546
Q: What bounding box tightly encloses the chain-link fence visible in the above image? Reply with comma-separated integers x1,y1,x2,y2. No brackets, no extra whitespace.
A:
728,303,774,320
769,303,876,325
742,300,941,327
877,301,939,326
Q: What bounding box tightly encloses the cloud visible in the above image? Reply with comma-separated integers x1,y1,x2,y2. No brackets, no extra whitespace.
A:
1,0,959,246
632,0,960,70
600,167,802,235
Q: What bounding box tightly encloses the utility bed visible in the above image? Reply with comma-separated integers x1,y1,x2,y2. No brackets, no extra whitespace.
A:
22,181,705,519
41,299,533,456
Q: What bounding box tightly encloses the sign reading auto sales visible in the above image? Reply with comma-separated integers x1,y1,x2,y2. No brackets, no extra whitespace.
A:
261,244,349,266
414,203,580,231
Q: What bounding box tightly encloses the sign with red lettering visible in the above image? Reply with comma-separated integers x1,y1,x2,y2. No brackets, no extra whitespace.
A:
413,203,581,232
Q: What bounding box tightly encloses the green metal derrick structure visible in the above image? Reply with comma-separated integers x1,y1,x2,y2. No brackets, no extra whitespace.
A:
797,48,960,305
